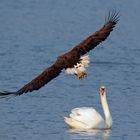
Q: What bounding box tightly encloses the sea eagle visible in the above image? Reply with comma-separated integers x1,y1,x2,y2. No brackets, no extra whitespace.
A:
0,11,119,97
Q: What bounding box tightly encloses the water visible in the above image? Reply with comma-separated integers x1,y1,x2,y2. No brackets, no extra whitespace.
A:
0,0,140,140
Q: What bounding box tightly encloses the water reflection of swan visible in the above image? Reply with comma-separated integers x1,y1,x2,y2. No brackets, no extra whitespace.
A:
64,86,112,129
68,129,111,140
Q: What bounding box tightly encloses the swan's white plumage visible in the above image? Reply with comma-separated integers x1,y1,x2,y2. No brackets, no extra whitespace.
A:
64,86,112,130
64,107,105,129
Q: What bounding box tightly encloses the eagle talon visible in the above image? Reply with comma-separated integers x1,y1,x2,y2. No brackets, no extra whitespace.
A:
77,75,83,80
77,72,88,80
83,72,88,77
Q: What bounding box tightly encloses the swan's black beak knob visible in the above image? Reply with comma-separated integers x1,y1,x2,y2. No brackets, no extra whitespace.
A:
100,86,106,96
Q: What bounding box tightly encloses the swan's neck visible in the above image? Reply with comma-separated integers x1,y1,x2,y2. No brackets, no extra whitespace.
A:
101,93,112,128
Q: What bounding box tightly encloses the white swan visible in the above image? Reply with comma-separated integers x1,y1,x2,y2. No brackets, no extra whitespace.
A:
64,86,112,130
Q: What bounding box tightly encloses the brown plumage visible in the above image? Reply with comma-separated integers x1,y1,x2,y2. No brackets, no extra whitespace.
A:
0,10,119,97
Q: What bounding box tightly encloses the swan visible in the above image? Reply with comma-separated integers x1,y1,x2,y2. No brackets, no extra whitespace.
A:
64,86,112,130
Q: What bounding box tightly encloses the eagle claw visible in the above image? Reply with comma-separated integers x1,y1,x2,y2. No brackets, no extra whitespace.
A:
77,72,88,80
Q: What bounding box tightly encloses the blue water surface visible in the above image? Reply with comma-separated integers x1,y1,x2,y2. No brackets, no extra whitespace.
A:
0,0,140,140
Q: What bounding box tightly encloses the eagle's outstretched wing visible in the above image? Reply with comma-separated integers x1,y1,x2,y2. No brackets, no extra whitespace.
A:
0,10,119,97
0,64,62,97
56,10,119,69
71,10,119,57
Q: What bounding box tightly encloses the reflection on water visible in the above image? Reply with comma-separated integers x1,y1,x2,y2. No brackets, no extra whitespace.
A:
68,129,112,140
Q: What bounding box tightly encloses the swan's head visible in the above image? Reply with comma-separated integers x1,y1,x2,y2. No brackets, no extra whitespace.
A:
100,86,106,96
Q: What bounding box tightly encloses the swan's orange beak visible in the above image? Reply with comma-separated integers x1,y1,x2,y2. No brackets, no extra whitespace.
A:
100,86,105,96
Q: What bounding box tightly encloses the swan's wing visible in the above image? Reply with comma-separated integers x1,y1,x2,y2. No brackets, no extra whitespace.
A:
70,10,119,57
0,64,62,97
64,116,89,129
70,107,104,128
72,107,103,121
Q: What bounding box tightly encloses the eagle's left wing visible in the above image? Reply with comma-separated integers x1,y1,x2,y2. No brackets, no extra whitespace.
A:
0,63,62,97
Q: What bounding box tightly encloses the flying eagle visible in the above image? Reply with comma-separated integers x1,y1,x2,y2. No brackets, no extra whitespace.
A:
0,11,119,97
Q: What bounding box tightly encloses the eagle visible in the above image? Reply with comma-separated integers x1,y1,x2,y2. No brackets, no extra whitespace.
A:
0,11,119,97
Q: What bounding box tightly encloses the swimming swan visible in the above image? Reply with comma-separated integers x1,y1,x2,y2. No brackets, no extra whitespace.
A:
64,86,112,129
